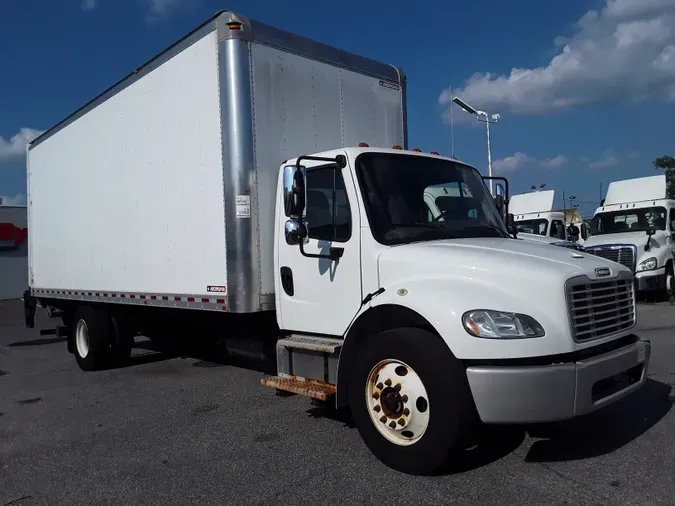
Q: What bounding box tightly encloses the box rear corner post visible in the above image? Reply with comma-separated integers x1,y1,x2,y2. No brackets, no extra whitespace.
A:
216,15,260,313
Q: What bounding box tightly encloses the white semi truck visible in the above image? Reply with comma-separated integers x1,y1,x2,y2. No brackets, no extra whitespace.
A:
585,175,675,297
23,11,650,475
510,190,589,246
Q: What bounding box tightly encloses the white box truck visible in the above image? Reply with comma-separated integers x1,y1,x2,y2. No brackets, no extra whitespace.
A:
584,175,675,297
23,11,651,475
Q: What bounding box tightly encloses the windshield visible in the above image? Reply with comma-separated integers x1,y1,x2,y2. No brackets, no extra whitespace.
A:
516,219,548,236
356,152,509,245
592,206,666,235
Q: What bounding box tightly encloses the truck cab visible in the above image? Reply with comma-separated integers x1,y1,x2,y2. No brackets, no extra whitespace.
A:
510,190,589,246
271,146,649,474
584,175,675,296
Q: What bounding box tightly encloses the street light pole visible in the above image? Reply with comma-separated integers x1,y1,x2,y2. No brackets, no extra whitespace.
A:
451,96,500,196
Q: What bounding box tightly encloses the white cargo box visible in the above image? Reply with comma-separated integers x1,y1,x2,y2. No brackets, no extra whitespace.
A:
27,11,406,313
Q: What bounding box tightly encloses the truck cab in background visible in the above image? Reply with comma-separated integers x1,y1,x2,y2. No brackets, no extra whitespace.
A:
510,190,589,247
584,175,675,297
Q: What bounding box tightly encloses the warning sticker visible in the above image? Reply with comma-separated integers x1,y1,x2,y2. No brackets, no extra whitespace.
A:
236,195,251,218
207,285,228,294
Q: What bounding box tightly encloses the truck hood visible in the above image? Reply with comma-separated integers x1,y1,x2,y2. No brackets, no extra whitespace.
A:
584,231,650,248
377,237,626,289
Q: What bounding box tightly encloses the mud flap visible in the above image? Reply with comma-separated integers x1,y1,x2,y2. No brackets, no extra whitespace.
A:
23,289,36,329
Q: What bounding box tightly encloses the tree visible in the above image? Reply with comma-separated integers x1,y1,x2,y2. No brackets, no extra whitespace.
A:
653,155,675,199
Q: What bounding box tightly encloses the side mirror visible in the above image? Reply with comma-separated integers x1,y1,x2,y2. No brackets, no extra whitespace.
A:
507,213,517,237
494,194,505,219
645,227,656,251
283,165,307,218
285,219,308,246
646,227,657,237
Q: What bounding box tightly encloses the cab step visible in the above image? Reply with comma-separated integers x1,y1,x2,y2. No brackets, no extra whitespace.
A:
277,335,343,353
261,376,336,401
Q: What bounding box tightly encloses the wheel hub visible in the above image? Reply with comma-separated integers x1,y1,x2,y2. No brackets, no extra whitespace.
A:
365,359,430,446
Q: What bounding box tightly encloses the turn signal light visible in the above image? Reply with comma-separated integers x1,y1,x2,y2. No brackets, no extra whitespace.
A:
392,144,403,150
358,142,369,147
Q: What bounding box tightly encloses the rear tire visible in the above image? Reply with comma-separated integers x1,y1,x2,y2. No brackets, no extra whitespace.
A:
73,306,115,371
348,327,475,475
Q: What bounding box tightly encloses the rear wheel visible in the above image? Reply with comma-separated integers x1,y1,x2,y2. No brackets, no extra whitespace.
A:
348,327,475,475
73,306,115,371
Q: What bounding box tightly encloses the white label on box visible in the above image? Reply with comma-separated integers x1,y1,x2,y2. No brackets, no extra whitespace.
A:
236,195,251,219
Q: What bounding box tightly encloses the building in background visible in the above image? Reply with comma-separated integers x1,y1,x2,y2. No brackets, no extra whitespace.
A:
0,204,28,300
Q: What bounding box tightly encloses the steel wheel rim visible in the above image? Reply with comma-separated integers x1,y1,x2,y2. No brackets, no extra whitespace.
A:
75,319,90,358
365,359,430,446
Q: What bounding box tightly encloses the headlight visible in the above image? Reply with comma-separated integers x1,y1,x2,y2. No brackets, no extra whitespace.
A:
462,310,545,339
637,257,657,272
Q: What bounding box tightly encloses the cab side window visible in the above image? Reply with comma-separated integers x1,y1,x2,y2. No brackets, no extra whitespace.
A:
305,167,351,242
550,220,566,240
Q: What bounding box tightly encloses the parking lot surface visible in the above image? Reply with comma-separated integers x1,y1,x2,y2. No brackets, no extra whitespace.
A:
1,300,674,505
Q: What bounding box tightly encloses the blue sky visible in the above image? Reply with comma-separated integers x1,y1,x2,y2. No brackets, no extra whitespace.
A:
1,0,674,216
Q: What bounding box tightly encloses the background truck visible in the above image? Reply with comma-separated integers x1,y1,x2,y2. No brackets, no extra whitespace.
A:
510,189,589,246
24,11,651,475
584,175,675,297
0,204,28,300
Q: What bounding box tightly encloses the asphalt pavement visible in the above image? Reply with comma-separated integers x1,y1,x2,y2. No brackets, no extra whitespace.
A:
1,299,674,505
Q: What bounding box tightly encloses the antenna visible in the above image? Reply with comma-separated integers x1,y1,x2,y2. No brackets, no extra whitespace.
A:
450,85,455,158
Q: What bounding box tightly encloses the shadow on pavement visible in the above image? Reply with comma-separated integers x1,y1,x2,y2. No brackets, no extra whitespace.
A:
524,379,672,463
8,336,67,347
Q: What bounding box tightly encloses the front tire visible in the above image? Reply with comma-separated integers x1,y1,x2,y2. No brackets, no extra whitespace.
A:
348,327,475,475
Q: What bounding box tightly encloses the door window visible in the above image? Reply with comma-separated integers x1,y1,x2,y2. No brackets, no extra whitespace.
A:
306,167,351,242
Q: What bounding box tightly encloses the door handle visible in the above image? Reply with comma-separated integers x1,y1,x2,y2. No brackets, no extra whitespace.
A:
280,266,294,296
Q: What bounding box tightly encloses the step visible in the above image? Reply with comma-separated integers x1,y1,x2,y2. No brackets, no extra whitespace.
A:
277,335,343,354
261,375,336,401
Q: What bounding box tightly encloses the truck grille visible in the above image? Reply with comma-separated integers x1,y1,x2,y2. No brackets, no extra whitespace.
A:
584,245,636,272
567,275,635,342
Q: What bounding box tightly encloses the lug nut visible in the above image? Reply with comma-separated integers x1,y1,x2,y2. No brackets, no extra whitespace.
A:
372,392,380,400
374,405,381,412
398,419,405,426
376,382,384,390
403,408,410,416
385,379,392,386
389,421,397,429
394,383,402,392
380,416,387,423
401,395,408,402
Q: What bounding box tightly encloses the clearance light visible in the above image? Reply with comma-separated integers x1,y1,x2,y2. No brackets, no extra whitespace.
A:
358,142,369,147
412,148,422,152
430,151,440,155
228,22,242,30
392,144,403,150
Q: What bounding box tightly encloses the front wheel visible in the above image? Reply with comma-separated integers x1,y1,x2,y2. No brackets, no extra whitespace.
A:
348,327,475,475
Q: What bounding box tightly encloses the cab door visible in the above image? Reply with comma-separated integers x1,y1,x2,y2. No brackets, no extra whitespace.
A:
275,157,363,336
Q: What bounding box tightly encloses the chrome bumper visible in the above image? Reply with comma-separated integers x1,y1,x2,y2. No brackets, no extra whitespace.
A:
465,337,650,424
635,267,666,292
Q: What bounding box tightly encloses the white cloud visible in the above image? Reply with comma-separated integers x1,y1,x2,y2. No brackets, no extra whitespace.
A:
147,0,181,20
81,0,96,10
439,0,675,118
589,155,619,169
0,193,27,206
540,155,567,169
0,128,44,163
493,152,536,173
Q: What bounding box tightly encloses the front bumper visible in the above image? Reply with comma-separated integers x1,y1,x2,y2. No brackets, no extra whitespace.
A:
465,337,650,424
635,267,666,292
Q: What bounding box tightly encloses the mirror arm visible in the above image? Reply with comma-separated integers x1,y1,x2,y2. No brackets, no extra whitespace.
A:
299,241,344,261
